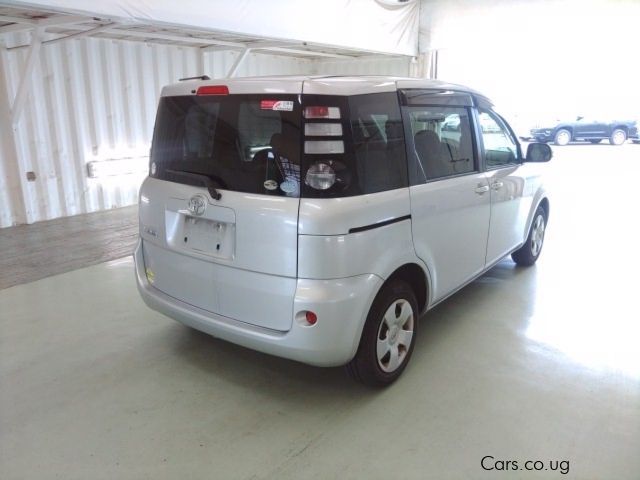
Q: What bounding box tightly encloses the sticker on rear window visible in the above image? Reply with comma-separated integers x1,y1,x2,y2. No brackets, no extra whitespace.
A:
280,180,298,194
260,100,294,111
263,179,278,190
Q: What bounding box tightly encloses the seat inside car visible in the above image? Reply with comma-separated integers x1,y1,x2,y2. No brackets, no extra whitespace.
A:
414,129,451,179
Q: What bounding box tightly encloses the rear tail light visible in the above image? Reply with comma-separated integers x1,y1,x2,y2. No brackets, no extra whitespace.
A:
303,100,349,195
304,106,341,119
305,140,344,154
196,85,229,95
305,123,343,136
305,162,336,190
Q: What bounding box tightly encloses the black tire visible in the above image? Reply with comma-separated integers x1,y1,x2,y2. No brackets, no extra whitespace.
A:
610,128,626,145
346,280,418,387
554,129,571,146
588,139,602,144
512,206,547,266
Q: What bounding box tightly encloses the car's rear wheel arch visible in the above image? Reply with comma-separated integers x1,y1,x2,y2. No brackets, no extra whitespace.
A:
384,263,429,314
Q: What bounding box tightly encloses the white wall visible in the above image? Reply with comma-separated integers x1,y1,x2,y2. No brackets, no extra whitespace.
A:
0,32,413,227
420,0,640,130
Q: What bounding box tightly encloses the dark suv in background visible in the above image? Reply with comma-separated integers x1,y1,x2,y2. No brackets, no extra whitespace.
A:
530,117,638,146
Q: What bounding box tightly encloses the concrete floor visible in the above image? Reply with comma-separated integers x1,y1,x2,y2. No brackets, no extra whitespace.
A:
0,205,138,290
1,144,639,479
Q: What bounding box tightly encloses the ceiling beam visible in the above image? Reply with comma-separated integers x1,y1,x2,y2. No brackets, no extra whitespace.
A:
202,40,358,59
102,28,247,48
258,47,354,59
203,41,370,59
0,22,33,35
6,22,117,50
303,53,407,63
201,45,239,53
38,15,93,27
0,14,96,36
202,41,296,52
0,14,37,25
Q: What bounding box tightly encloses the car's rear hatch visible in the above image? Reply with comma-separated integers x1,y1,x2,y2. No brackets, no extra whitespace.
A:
139,79,304,331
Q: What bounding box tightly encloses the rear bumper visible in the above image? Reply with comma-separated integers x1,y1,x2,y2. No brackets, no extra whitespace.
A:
134,239,382,366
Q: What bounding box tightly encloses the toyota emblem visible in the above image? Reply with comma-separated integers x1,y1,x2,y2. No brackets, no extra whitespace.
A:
187,194,207,216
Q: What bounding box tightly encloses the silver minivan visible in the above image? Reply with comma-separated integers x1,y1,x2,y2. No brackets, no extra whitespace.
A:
135,76,552,386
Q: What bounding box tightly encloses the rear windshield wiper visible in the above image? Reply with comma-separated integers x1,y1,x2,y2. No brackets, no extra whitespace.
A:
164,169,224,200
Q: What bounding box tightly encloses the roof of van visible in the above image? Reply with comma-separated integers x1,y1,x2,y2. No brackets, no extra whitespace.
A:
161,75,492,104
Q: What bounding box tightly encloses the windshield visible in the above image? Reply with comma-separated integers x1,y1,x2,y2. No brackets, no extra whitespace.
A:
150,94,302,197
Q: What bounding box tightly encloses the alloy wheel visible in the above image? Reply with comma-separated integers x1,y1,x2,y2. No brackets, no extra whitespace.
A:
531,214,545,257
376,299,415,373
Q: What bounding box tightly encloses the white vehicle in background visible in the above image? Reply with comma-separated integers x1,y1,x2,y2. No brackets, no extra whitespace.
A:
135,76,552,386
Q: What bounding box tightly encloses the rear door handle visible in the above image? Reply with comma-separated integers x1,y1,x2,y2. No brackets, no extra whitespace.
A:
475,185,490,194
491,181,504,190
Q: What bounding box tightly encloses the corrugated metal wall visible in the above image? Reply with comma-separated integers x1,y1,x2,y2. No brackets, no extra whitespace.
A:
0,33,411,227
204,50,313,78
312,56,411,76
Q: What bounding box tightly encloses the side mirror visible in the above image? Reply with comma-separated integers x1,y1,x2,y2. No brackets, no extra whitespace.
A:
525,142,552,162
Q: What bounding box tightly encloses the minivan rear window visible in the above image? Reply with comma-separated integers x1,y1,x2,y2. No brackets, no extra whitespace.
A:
150,94,302,197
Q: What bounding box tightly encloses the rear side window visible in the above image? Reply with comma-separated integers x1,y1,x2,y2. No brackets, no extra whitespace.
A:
151,94,301,197
350,94,407,194
302,92,407,198
402,106,476,184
